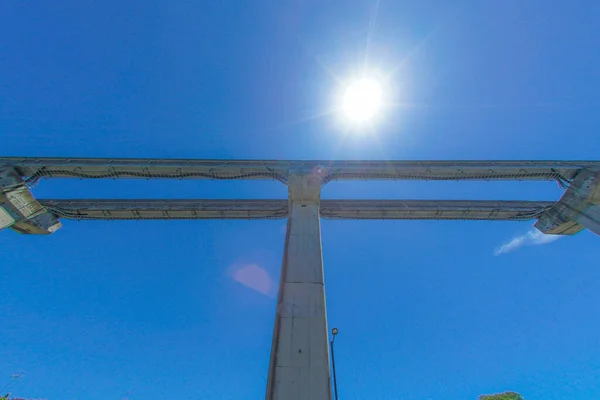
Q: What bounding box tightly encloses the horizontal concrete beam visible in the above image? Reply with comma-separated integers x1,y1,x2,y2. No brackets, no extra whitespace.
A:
320,200,554,220
2,157,597,184
36,199,554,221
41,199,289,220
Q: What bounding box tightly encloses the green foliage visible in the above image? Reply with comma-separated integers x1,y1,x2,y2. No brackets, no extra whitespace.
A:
479,392,524,400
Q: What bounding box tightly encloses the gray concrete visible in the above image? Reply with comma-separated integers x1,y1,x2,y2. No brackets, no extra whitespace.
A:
3,157,598,183
0,167,61,234
33,199,555,222
576,205,600,235
266,173,331,400
535,169,600,236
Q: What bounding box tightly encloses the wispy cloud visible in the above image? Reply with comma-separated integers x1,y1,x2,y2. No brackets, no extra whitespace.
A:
494,229,562,256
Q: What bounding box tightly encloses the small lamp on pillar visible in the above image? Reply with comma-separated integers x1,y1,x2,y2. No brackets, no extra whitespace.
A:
331,328,339,400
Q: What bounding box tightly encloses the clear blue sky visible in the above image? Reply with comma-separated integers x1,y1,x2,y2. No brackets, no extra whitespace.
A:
1,1,600,399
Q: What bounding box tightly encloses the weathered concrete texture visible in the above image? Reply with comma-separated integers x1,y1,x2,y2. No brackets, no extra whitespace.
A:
266,174,331,400
576,205,600,235
536,169,600,236
0,166,22,190
0,167,62,234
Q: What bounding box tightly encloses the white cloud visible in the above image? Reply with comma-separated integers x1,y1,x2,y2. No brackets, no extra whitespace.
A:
494,229,562,256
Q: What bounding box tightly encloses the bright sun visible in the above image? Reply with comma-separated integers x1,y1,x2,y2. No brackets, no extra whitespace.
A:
341,77,383,123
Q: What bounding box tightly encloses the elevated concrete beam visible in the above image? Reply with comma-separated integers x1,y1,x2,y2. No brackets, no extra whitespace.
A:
35,199,554,222
266,173,331,400
2,157,598,183
535,169,600,236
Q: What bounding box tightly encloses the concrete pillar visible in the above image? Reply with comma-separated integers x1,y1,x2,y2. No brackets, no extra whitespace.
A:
266,173,331,400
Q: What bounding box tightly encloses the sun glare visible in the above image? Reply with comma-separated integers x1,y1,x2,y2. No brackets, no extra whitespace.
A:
341,77,383,123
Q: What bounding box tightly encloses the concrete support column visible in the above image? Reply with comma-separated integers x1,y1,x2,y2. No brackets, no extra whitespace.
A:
266,173,331,400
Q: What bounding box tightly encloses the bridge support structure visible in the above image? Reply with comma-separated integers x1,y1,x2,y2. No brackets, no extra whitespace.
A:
266,172,332,400
2,157,600,400
535,169,600,236
0,166,61,234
